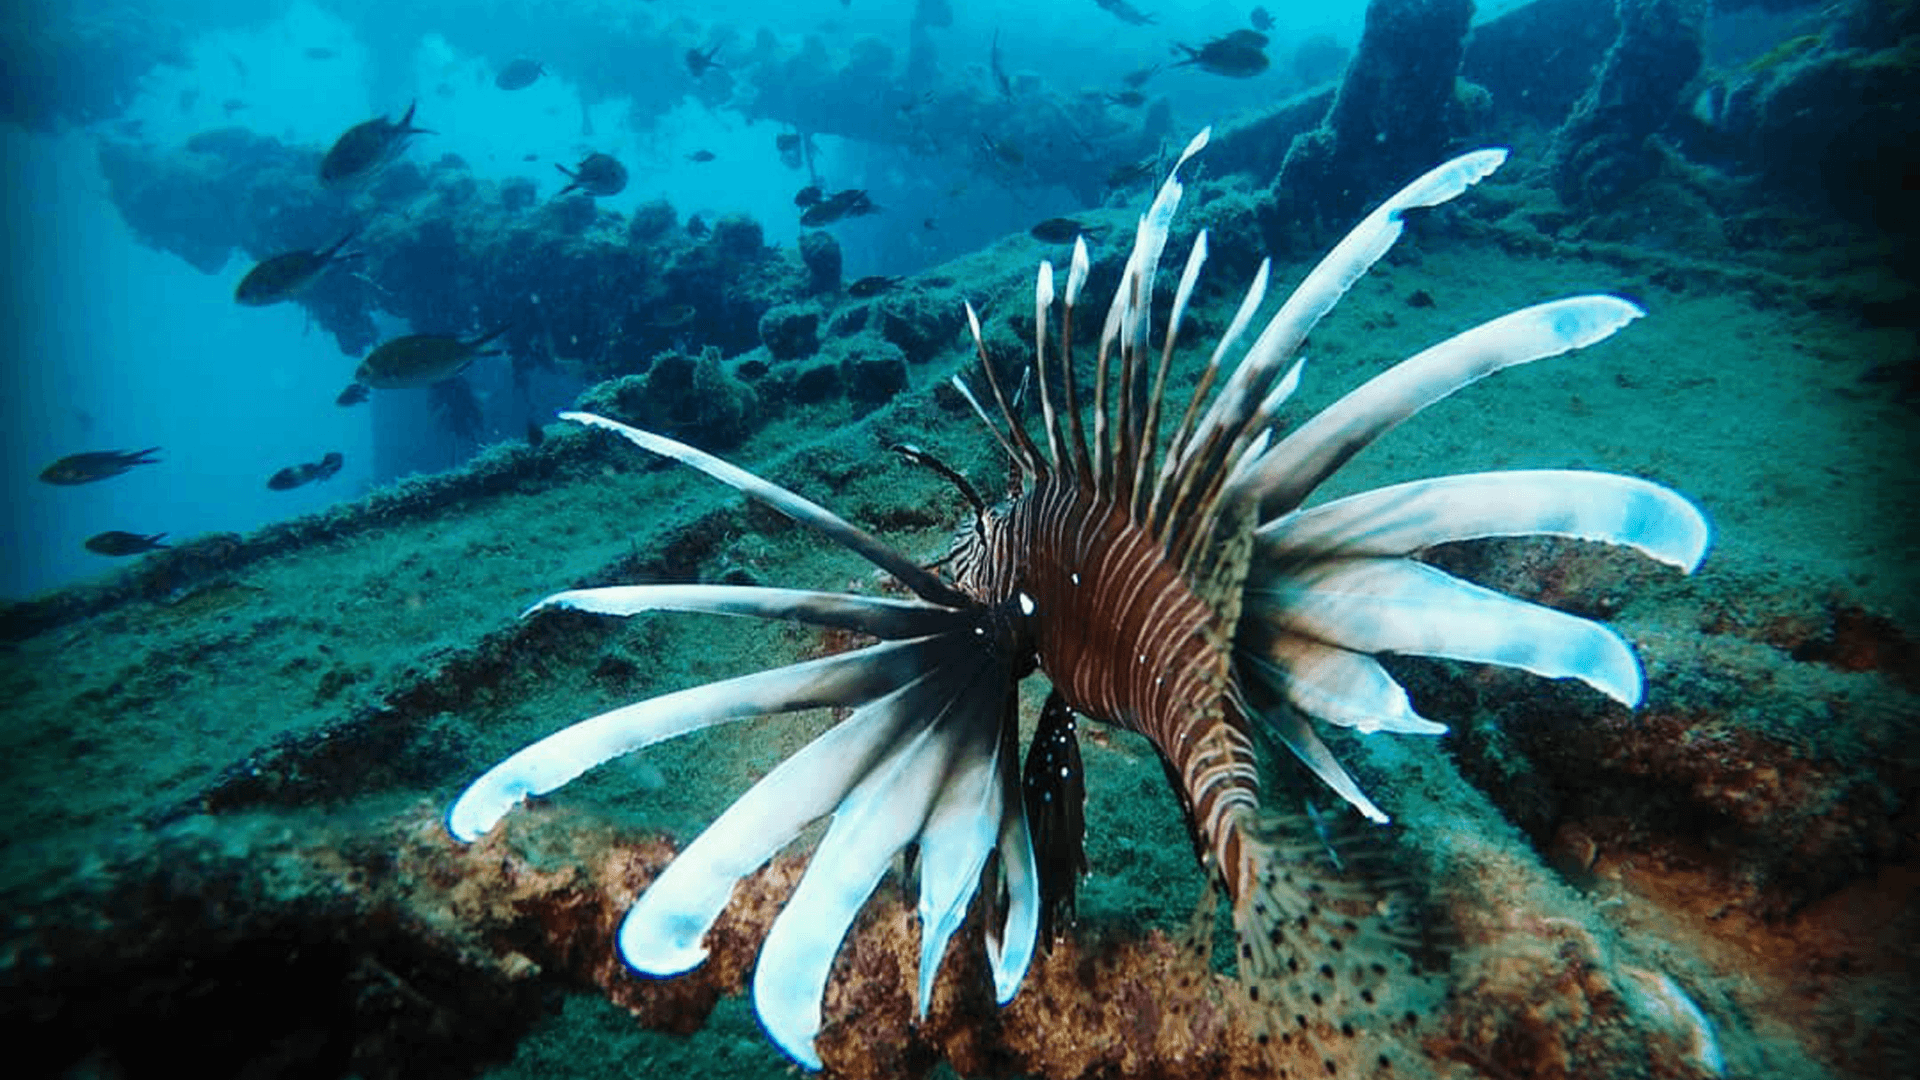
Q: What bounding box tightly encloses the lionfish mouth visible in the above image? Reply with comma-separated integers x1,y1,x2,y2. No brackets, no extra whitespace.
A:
448,128,1708,1070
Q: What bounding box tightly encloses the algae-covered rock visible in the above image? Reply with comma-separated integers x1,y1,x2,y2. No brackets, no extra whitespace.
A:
798,230,843,294
758,303,821,361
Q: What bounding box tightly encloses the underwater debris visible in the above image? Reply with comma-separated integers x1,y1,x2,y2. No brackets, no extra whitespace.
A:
447,128,1709,1073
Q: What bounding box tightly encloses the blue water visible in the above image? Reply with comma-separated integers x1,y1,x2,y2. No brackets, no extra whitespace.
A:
0,0,1555,603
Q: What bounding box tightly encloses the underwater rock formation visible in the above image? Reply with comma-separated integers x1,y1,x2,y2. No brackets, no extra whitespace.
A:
1550,0,1710,209
1703,0,1920,243
0,0,192,131
1461,0,1620,127
1279,0,1475,221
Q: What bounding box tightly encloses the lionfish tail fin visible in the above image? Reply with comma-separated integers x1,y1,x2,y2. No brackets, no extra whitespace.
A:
1225,811,1434,1076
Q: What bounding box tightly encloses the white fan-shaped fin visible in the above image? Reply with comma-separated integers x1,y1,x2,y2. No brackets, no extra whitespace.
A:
1195,148,1509,456
618,658,969,975
752,702,977,1069
1233,295,1645,515
1243,679,1390,823
447,635,948,842
1240,630,1446,735
984,799,1040,1003
1257,470,1710,572
530,584,969,639
1249,558,1646,707
560,412,968,607
912,722,1005,1016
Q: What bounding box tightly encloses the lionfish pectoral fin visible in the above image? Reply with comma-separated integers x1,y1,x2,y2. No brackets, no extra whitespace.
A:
448,635,951,842
1250,558,1646,707
527,583,967,639
618,667,948,975
911,719,1008,1017
1257,469,1711,572
560,411,968,606
984,798,1041,1003
752,662,1007,1070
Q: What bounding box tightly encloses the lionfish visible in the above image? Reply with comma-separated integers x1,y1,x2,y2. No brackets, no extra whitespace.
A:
449,129,1708,1070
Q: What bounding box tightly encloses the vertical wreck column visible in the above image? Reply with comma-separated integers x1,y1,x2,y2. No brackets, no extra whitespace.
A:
1550,0,1709,208
1278,0,1475,221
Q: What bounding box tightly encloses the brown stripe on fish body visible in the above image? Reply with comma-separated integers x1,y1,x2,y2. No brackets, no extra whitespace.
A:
999,476,1265,879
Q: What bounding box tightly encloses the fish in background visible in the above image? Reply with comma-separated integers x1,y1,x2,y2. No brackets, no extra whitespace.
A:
775,132,808,170
687,149,717,163
1029,216,1103,244
346,324,511,396
845,275,899,298
320,101,433,186
554,152,627,197
1092,0,1156,27
494,58,545,91
990,30,1012,98
1251,6,1274,31
39,448,161,485
685,45,722,77
799,188,879,227
234,228,362,306
85,531,168,557
266,451,345,491
1173,31,1271,78
336,383,371,407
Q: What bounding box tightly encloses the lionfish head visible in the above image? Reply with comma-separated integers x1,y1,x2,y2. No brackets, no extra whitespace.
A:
448,127,1707,1070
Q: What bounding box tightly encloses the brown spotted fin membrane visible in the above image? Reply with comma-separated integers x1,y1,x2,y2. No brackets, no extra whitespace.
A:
1181,799,1442,1078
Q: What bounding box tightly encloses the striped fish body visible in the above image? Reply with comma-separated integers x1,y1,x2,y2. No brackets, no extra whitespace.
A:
964,476,1262,875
